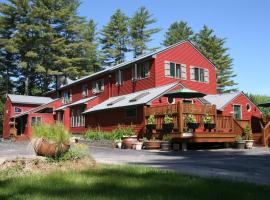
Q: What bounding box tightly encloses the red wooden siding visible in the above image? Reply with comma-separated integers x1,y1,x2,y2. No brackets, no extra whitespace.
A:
222,93,262,120
155,42,217,95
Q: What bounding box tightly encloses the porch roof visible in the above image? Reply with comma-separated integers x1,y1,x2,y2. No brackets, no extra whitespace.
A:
8,94,53,105
83,82,179,114
55,96,97,111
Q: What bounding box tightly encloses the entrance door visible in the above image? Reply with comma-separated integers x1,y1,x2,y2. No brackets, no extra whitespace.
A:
233,105,242,120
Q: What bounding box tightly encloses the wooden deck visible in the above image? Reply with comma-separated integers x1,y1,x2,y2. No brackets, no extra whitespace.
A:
143,102,268,146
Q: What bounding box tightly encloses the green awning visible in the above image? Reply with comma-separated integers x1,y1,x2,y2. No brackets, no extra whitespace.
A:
163,88,206,99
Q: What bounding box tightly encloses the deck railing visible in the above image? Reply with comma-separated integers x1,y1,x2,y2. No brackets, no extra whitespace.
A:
144,101,240,134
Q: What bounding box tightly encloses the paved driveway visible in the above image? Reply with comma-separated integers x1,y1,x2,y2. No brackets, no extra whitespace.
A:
1,141,270,184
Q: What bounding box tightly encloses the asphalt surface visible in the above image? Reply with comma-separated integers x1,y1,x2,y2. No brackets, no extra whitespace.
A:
1,141,270,184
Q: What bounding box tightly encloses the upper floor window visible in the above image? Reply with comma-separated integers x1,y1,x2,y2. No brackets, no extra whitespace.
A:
190,66,209,83
92,79,104,94
233,105,242,120
15,107,22,113
115,70,123,86
82,84,88,98
132,61,150,81
63,90,72,104
165,61,186,79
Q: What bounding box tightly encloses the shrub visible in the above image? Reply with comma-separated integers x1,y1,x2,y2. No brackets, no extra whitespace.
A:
85,129,112,141
164,115,173,124
112,125,135,140
243,124,253,140
147,115,156,124
60,144,89,161
235,135,243,142
32,123,70,145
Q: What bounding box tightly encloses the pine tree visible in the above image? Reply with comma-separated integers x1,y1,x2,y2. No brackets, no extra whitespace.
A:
129,6,160,58
163,21,193,46
100,9,129,65
193,25,237,93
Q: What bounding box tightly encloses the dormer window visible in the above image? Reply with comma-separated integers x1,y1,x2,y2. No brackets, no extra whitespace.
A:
82,84,88,98
92,79,104,94
132,61,150,81
115,70,123,86
63,90,72,104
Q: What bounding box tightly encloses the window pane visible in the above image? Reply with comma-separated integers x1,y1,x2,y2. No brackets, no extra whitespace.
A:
170,63,175,77
199,69,205,82
176,64,181,78
194,68,199,81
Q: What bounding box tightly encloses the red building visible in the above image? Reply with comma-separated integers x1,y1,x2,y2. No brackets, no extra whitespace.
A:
2,40,262,139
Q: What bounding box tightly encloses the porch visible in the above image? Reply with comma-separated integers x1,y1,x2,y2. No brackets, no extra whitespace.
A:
143,101,269,146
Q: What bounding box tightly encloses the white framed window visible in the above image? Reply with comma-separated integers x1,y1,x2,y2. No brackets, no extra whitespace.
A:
92,79,104,94
165,61,186,79
62,90,72,104
31,117,41,126
115,70,123,86
190,66,209,83
132,61,150,81
15,107,22,113
233,104,242,120
82,84,88,98
71,108,85,127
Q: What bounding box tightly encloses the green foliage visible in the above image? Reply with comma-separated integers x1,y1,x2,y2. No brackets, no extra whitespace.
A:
129,6,161,57
235,135,243,142
100,9,129,65
85,129,113,141
203,114,214,124
112,125,135,138
243,124,253,140
164,115,173,124
193,26,237,93
163,21,193,46
162,134,171,141
32,123,71,145
246,93,270,116
147,115,156,124
186,114,197,123
59,144,89,161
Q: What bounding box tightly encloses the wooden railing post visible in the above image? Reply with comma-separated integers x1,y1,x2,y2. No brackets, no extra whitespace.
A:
143,106,147,136
178,101,183,133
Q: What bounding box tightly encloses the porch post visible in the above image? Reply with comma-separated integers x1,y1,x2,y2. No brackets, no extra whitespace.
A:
143,106,147,136
178,101,183,133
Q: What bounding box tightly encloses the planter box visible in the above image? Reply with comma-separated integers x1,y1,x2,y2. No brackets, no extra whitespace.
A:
162,123,174,133
235,141,245,149
245,140,254,149
161,141,171,151
122,136,137,149
204,123,216,132
144,141,162,150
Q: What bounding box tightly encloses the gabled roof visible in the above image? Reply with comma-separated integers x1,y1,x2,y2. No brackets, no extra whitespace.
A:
203,91,242,110
8,94,53,105
46,40,216,94
83,82,179,114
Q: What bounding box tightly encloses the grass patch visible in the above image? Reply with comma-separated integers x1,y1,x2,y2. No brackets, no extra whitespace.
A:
0,164,269,200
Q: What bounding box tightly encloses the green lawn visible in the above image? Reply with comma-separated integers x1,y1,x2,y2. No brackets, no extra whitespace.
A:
0,164,269,200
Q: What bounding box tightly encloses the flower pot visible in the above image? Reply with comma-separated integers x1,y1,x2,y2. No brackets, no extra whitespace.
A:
134,142,143,150
204,123,216,132
146,124,156,131
187,122,200,132
116,141,122,149
144,141,162,150
122,136,137,149
162,123,174,133
235,141,245,149
245,140,254,149
31,138,70,158
161,141,171,151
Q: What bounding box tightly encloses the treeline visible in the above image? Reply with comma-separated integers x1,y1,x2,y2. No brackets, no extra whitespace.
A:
0,0,239,96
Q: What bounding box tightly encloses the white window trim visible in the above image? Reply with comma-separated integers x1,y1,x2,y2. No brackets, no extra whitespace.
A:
165,61,186,79
31,116,42,126
71,108,85,127
115,70,123,86
132,62,150,81
190,66,209,84
62,90,72,104
92,79,104,94
233,104,242,120
82,84,88,98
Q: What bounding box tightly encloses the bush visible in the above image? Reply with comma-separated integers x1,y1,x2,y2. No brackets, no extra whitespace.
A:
85,129,113,141
147,115,156,124
60,143,89,161
32,123,71,145
112,125,135,140
164,115,173,124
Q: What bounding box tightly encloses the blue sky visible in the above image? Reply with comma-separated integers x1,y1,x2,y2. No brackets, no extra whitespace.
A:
78,0,270,95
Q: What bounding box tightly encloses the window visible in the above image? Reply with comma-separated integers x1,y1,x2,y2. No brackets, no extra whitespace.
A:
15,107,22,113
125,108,137,118
31,117,41,126
233,105,242,120
190,66,209,83
246,103,251,112
115,70,123,85
57,112,64,123
92,79,104,94
71,108,85,127
63,90,72,104
82,84,88,97
132,61,150,81
165,61,186,79
129,92,150,102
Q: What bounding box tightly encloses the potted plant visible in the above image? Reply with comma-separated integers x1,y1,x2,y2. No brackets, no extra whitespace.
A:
203,114,216,132
243,124,254,149
162,115,174,133
161,135,171,151
186,114,200,132
144,137,162,150
31,123,70,158
146,115,156,130
115,139,122,149
134,141,143,150
114,125,137,149
235,135,245,149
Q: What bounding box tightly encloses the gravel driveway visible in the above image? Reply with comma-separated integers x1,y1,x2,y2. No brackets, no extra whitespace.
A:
1,141,270,184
